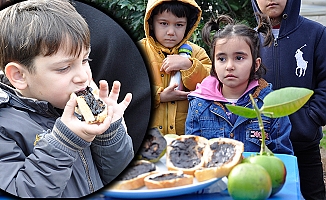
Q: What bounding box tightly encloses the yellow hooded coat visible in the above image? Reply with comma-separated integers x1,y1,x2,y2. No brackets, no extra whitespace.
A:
138,0,211,135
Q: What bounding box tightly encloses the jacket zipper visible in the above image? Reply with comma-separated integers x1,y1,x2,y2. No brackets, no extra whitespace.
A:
273,38,280,88
273,38,278,47
79,150,94,193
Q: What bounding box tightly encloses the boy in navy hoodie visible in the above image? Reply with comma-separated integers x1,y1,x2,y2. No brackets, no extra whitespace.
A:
251,0,326,199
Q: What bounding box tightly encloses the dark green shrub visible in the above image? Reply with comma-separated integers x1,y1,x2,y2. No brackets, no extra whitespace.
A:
84,0,255,52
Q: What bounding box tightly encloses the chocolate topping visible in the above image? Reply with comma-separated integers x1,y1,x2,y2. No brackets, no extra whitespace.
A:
206,142,235,168
169,137,201,168
149,173,184,181
75,86,105,115
116,161,156,181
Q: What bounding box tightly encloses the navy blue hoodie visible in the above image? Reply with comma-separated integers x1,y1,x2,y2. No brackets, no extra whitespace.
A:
251,0,326,148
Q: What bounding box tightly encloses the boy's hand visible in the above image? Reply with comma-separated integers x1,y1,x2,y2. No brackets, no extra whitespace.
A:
61,93,114,142
98,80,132,123
61,80,132,142
160,84,189,102
160,55,192,73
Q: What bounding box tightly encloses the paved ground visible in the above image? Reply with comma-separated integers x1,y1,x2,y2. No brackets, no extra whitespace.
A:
321,147,326,188
301,0,326,25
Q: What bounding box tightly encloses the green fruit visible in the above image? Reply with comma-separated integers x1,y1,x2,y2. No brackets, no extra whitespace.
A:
243,155,286,196
228,163,272,200
137,128,167,163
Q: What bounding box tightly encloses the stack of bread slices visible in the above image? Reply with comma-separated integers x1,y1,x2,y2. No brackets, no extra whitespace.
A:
109,135,244,190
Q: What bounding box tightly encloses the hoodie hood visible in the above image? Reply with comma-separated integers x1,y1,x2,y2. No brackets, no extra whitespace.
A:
189,76,259,102
251,0,302,38
144,0,201,52
0,82,60,118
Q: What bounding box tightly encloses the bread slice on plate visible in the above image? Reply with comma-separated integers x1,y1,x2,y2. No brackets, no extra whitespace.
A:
144,171,194,189
109,160,157,190
166,135,208,175
194,137,244,182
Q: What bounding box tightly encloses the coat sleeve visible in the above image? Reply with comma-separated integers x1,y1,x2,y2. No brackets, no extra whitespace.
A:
181,44,211,91
0,119,90,198
153,85,164,109
308,27,326,126
288,26,326,145
185,97,202,136
137,39,164,109
91,117,134,185
267,116,294,155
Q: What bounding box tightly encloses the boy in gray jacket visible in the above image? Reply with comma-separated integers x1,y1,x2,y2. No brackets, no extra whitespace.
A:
0,0,134,197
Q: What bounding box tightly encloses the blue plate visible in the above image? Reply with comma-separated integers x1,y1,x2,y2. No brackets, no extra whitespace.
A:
103,155,222,199
102,153,301,200
104,177,220,199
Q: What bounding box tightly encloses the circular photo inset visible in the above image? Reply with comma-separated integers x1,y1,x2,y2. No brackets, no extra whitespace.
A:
0,0,151,198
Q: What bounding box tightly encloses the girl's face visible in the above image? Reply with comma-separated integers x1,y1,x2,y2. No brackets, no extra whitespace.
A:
256,0,287,20
21,46,92,109
152,10,187,48
214,37,260,97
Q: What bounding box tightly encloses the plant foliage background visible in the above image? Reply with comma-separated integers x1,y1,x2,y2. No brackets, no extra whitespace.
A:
84,0,255,53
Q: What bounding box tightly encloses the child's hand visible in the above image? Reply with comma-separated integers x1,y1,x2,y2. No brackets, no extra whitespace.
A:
160,55,192,73
98,80,132,123
60,80,132,142
160,84,189,102
61,93,114,142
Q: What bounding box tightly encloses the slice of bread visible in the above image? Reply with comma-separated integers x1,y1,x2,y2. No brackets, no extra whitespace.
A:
109,160,157,190
75,81,107,124
166,135,208,175
194,138,244,182
144,171,193,189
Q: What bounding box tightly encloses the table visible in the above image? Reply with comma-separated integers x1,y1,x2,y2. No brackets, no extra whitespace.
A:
93,153,303,200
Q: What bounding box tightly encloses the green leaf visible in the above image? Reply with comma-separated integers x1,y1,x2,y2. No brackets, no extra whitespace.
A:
225,104,257,118
229,4,240,11
261,87,313,118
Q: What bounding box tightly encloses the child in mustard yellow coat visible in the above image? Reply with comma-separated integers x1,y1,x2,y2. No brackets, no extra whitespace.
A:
138,0,211,135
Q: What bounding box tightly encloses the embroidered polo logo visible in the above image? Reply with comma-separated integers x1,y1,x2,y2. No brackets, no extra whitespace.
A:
295,44,308,77
250,130,269,140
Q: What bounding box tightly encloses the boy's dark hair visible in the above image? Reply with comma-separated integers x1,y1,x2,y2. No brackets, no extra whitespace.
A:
202,13,273,85
148,1,198,40
0,0,90,73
